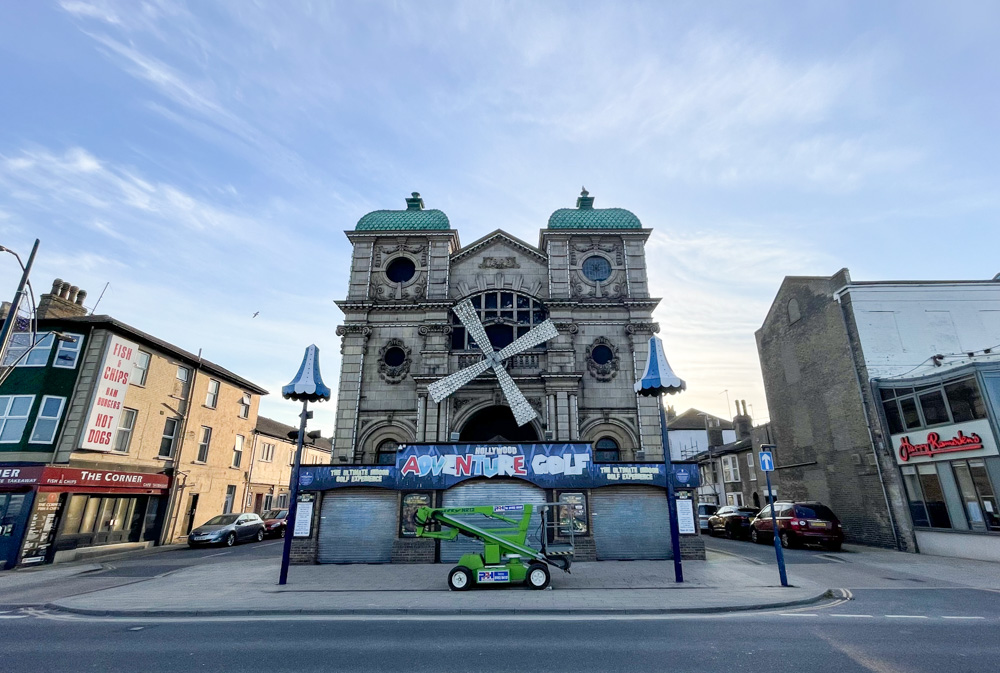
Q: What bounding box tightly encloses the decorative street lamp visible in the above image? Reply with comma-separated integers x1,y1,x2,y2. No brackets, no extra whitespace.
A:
634,334,687,583
278,344,332,585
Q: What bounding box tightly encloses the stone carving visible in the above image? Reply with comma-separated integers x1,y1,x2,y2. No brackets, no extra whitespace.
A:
418,324,453,336
336,325,372,337
479,256,520,269
586,336,620,382
625,322,660,335
554,322,579,334
374,243,427,266
378,338,412,384
452,397,474,412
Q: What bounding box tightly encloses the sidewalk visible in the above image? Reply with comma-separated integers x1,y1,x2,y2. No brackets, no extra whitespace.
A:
47,553,830,617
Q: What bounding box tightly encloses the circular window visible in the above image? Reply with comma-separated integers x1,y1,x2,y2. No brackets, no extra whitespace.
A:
591,344,614,365
383,347,406,367
582,256,611,282
386,257,416,283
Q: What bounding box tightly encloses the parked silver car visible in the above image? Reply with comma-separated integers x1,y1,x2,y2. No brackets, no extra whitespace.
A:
698,503,718,534
188,513,265,547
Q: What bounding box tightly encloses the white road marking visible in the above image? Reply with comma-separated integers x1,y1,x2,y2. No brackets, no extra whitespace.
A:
0,614,28,619
885,615,927,619
942,616,986,620
831,614,873,618
779,613,818,617
203,551,232,558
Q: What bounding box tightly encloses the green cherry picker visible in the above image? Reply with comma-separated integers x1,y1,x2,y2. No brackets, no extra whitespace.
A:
414,503,575,590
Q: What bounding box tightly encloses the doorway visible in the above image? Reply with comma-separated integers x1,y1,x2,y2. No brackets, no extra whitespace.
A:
185,493,199,535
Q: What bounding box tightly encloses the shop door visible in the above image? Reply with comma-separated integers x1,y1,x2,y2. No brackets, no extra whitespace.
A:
440,480,547,563
317,489,397,563
0,492,33,570
591,486,671,560
185,494,199,535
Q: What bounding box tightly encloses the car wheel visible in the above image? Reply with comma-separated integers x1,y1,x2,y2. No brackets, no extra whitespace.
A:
724,525,735,540
256,529,264,542
780,531,795,549
448,566,473,591
750,528,760,544
527,563,550,590
225,532,236,547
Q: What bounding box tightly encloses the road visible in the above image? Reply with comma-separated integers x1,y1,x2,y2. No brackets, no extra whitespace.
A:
0,538,283,608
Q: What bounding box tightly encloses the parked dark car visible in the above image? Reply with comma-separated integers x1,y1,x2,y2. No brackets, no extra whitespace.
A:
188,513,265,547
707,506,759,539
698,503,718,534
750,501,844,551
262,508,288,538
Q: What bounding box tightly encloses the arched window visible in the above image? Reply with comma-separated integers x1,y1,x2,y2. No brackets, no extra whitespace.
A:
451,291,548,350
594,437,620,463
787,298,801,324
376,439,399,465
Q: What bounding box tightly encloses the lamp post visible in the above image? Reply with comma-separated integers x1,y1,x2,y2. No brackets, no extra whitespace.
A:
0,239,40,368
634,334,687,583
278,344,332,586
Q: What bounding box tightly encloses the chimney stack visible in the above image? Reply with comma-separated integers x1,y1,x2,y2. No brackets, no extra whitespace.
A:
36,277,89,319
734,399,753,441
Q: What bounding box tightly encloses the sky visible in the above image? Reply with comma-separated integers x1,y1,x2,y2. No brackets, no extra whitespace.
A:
1,1,998,434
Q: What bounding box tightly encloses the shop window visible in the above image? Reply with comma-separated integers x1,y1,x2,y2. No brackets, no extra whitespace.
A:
594,437,620,463
223,486,236,514
205,379,220,408
61,495,89,536
159,418,179,458
2,332,54,367
722,455,741,483
133,351,151,386
918,390,949,427
556,492,588,535
53,333,84,369
114,408,138,453
29,395,66,444
952,459,1000,532
377,440,399,465
880,377,988,434
196,426,212,463
79,497,101,534
902,464,952,529
945,378,987,423
0,494,26,537
400,492,432,537
0,395,33,443
450,291,548,350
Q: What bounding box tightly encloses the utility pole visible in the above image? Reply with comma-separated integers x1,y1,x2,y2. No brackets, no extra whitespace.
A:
0,239,40,365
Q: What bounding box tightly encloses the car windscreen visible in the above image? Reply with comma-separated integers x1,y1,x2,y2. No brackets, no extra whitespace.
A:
263,509,287,520
204,514,239,525
736,508,759,516
699,505,718,515
795,504,837,520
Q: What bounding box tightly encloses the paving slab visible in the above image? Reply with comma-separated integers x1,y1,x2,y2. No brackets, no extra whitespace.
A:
48,555,829,617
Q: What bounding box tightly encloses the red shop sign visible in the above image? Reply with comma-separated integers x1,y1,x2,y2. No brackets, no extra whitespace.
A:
38,466,170,491
0,466,44,487
898,431,984,462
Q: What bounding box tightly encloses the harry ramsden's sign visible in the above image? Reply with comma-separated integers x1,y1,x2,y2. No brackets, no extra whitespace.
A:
297,443,687,491
898,431,984,462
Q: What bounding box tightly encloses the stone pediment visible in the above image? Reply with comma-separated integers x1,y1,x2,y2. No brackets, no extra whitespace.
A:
449,230,548,299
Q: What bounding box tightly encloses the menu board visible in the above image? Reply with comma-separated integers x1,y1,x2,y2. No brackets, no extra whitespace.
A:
20,492,64,565
293,494,314,538
676,498,696,535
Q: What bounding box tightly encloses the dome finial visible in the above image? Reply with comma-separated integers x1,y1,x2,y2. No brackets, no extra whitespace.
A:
576,187,595,210
405,192,425,211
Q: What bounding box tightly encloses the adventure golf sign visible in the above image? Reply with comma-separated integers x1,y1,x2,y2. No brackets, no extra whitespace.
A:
297,443,698,491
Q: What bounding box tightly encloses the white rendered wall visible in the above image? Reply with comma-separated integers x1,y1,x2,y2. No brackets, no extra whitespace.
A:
845,283,1000,379
668,429,737,461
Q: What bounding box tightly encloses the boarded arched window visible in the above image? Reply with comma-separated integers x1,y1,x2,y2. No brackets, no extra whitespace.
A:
787,298,801,324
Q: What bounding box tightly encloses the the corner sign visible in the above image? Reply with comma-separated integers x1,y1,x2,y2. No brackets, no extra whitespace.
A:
891,420,998,465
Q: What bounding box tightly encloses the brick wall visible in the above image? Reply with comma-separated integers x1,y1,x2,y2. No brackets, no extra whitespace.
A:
391,538,435,563
680,535,706,560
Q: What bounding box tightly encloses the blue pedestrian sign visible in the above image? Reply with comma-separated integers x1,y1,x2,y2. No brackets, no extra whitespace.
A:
758,450,774,472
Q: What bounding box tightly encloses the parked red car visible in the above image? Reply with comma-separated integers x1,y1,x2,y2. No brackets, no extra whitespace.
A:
262,508,288,538
750,501,843,551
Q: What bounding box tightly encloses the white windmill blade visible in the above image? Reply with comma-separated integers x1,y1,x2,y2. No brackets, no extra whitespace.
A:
494,366,538,426
453,299,494,355
427,358,492,403
496,319,559,361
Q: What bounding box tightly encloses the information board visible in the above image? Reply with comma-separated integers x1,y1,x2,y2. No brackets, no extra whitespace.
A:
676,498,696,535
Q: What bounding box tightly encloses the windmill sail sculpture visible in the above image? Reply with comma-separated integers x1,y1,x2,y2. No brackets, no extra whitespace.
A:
428,299,558,426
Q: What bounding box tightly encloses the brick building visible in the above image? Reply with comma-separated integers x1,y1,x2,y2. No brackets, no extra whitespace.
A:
756,268,1000,558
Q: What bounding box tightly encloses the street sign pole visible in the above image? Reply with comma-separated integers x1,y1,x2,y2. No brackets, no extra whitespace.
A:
658,400,683,583
759,445,788,587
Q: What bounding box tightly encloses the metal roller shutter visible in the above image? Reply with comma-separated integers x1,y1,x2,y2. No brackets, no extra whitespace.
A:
440,480,547,563
591,486,672,560
317,489,397,563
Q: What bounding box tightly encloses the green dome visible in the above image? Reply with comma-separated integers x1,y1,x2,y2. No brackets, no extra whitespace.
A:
547,189,642,229
355,192,451,231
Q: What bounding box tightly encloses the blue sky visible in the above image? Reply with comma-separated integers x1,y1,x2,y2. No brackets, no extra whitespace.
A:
1,1,998,432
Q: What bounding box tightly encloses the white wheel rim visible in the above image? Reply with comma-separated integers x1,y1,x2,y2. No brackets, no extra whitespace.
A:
452,571,467,588
530,569,546,586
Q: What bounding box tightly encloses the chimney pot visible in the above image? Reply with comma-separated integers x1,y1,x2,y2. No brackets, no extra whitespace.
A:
51,278,63,294
742,400,748,416
68,285,79,303
58,281,71,299
75,289,87,306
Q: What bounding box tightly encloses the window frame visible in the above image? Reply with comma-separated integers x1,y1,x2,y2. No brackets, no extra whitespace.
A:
53,333,85,369
746,452,756,481
29,395,66,444
232,434,245,468
238,394,251,419
376,439,399,466
722,455,741,482
133,350,151,387
0,395,35,444
158,417,179,458
196,426,212,463
223,485,236,514
2,332,55,367
450,291,548,351
260,442,275,463
594,437,620,463
205,379,220,408
112,407,138,454
879,376,988,435
726,492,744,506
